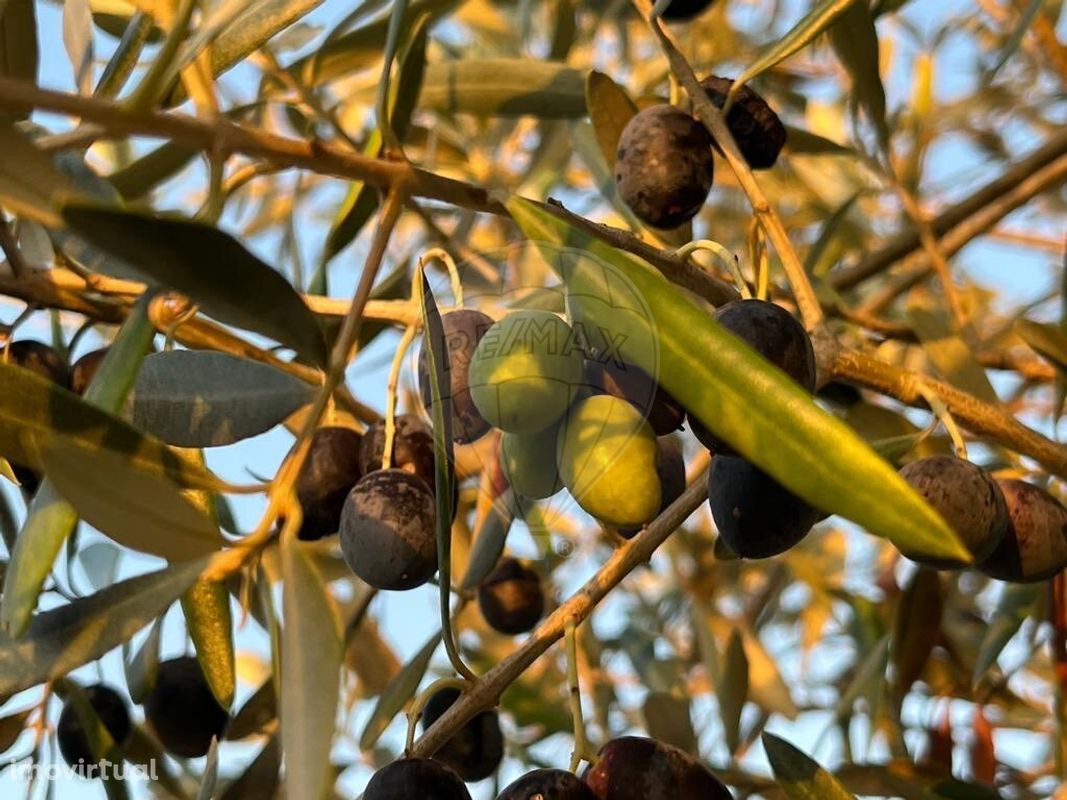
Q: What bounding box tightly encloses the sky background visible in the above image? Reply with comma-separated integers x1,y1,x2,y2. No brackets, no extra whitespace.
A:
0,0,1065,797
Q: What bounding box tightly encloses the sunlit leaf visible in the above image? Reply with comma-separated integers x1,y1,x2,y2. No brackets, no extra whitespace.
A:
183,578,236,709
907,292,998,403
0,0,39,120
586,70,638,169
507,197,969,563
418,59,588,118
280,534,343,800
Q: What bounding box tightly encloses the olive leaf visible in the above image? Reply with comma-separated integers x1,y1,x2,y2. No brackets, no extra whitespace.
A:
459,489,514,591
0,556,212,695
586,70,638,169
973,583,1043,687
418,59,588,118
507,196,970,564
763,732,857,800
128,350,315,447
61,203,329,368
182,578,236,709
829,1,890,152
280,534,343,800
358,630,441,750
907,292,998,403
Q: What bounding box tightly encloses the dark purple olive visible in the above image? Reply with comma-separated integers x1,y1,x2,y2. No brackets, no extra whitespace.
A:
419,309,495,444
365,758,472,800
478,557,544,635
421,687,504,782
583,737,732,800
977,478,1067,582
294,426,363,540
143,657,228,758
57,684,132,778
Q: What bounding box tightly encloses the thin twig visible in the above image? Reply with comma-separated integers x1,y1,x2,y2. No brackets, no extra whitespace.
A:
412,475,709,758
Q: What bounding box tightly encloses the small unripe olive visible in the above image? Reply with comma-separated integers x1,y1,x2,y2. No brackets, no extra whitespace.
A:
500,427,563,500
340,469,438,591
143,657,228,758
478,557,545,635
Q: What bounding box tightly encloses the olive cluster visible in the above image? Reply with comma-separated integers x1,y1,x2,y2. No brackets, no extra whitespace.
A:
365,735,732,799
56,657,228,780
615,76,786,230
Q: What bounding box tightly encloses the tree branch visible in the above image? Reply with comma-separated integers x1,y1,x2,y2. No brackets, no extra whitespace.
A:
412,475,710,758
830,128,1067,290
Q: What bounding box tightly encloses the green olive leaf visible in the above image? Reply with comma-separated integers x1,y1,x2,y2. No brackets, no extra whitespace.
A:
907,292,998,403
60,203,329,368
973,582,1043,687
358,630,440,750
829,1,890,153
418,59,588,118
0,555,212,695
182,578,236,709
763,732,858,800
507,196,970,564
280,533,343,800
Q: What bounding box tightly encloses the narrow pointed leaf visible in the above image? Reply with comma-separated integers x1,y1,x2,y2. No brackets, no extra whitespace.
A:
907,293,997,403
0,556,210,695
129,351,315,447
123,617,160,704
720,629,748,755
61,203,328,367
732,0,856,92
0,298,189,637
182,579,236,709
0,0,39,120
829,2,890,151
889,567,942,700
459,490,514,590
1016,319,1067,371
196,737,220,800
0,122,80,226
418,59,588,118
586,70,638,168
763,732,857,800
280,534,343,800
973,583,1043,685
506,197,969,563
359,630,441,750
40,436,223,561
226,679,276,740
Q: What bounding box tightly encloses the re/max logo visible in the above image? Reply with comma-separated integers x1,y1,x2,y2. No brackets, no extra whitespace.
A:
474,318,629,367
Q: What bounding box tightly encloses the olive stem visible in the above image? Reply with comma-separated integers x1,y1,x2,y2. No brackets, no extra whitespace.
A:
381,324,418,471
674,240,751,300
565,616,593,772
403,676,472,756
639,0,825,329
419,248,465,308
915,380,969,460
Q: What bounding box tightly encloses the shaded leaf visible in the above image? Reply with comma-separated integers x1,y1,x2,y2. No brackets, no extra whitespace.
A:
123,617,160,704
129,351,314,447
0,0,39,120
280,534,343,800
61,204,328,367
79,542,122,592
63,0,95,95
0,556,210,695
39,436,223,562
109,142,199,200
196,737,220,800
785,125,854,155
507,197,969,563
586,70,638,169
763,732,857,800
643,692,697,755
907,293,998,403
459,490,514,591
418,59,588,118
0,707,31,753
890,567,942,700
720,629,748,755
219,733,281,800
0,122,79,226
1016,319,1067,371
829,1,890,151
973,583,1042,685
226,679,276,740
731,0,856,93
359,630,440,750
